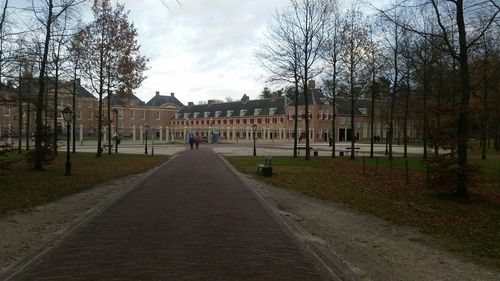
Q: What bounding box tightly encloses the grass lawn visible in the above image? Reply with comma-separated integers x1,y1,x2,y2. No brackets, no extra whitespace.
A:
0,152,167,217
226,155,500,268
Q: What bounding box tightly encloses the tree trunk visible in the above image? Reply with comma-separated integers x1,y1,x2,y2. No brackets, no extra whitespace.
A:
34,0,54,170
293,78,299,158
72,59,78,153
455,0,470,198
404,68,410,158
52,62,59,157
17,64,22,154
26,69,32,151
370,69,375,158
481,53,488,160
331,66,337,158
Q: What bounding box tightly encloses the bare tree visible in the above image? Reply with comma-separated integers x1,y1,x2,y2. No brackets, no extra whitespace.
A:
290,0,333,160
378,0,499,197
323,2,342,158
339,4,372,160
257,7,303,157
31,0,84,170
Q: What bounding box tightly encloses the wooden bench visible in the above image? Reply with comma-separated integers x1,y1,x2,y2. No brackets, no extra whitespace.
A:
297,146,313,156
257,155,273,176
344,147,360,156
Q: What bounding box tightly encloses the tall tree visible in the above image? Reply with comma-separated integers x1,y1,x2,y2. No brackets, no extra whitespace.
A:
79,0,148,158
323,3,342,158
31,0,83,170
339,5,372,160
257,7,303,157
379,0,500,197
290,0,333,160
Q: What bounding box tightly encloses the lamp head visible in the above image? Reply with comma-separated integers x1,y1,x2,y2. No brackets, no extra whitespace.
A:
62,106,73,124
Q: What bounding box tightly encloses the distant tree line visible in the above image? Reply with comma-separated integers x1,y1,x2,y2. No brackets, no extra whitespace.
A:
0,0,149,168
257,0,500,198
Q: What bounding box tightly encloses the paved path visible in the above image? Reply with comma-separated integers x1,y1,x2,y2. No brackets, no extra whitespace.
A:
11,148,330,281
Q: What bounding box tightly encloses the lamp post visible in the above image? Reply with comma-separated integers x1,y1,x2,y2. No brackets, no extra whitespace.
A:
252,123,257,156
113,108,118,153
62,106,73,176
144,123,149,155
384,125,389,156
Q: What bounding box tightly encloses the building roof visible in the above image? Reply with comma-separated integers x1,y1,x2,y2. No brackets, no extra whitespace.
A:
177,96,288,118
104,92,145,107
146,92,184,108
293,88,328,106
60,82,96,99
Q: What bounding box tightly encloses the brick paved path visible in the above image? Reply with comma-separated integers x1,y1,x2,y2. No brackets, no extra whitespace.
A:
11,148,331,281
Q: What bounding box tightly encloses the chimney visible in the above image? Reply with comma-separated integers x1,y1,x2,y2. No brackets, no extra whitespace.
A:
188,102,194,106
308,80,316,89
156,91,160,96
241,94,249,102
208,100,215,105
170,92,175,97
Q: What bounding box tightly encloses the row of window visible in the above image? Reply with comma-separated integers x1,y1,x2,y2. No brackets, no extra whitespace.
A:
170,117,285,126
177,108,279,120
287,112,335,120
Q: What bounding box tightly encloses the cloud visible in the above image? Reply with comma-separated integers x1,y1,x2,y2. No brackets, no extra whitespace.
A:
116,0,287,105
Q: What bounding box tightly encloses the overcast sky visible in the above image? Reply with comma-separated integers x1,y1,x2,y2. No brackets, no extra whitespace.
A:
115,0,288,105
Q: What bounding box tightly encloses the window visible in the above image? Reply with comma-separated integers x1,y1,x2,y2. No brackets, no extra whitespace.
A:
4,105,10,116
119,110,124,119
204,112,210,118
184,112,190,119
226,110,233,117
175,113,180,119
269,108,277,116
215,111,221,118
88,102,93,108
194,112,200,118
89,111,93,120
77,111,81,120
240,109,247,116
253,108,262,116
156,112,160,120
130,111,135,119
141,111,145,120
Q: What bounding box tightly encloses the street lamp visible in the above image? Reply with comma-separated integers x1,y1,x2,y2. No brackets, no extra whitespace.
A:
252,123,257,156
384,125,389,156
62,106,73,176
144,123,149,155
113,108,118,153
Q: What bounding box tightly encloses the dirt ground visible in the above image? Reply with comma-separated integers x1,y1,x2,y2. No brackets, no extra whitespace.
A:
245,176,500,281
1,162,499,281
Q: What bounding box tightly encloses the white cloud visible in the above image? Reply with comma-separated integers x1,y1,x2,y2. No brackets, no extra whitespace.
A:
116,0,287,105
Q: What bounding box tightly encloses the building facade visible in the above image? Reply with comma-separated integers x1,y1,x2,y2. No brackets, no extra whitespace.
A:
1,79,417,145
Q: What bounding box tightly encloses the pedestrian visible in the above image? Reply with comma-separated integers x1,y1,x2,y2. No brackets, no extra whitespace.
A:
189,135,194,150
195,135,200,149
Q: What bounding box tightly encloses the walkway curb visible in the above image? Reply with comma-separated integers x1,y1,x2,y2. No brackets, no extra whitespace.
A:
2,155,176,281
217,154,361,281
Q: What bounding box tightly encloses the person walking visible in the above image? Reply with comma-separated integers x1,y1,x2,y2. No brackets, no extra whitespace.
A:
189,135,194,150
194,135,200,149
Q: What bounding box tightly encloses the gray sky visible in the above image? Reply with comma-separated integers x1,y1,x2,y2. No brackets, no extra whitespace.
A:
118,0,288,105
